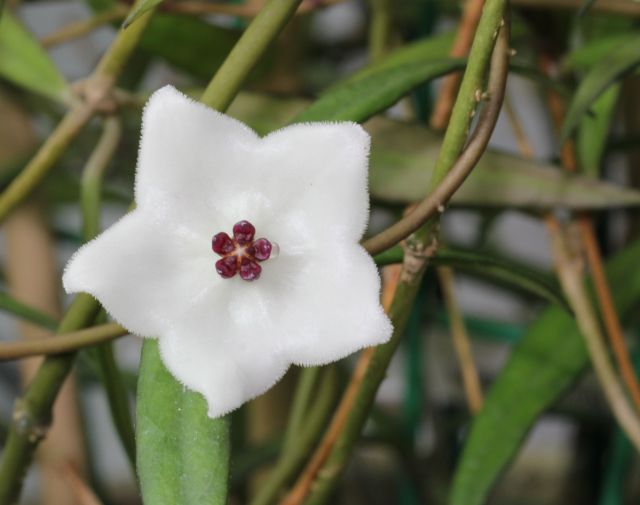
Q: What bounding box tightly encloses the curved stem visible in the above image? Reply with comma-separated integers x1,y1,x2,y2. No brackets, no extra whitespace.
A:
81,117,121,241
79,116,137,469
548,219,640,450
280,5,509,504
250,367,338,505
362,18,509,256
0,323,128,361
0,0,154,225
0,294,101,505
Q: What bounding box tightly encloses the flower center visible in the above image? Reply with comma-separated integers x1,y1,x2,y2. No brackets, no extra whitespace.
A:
212,220,273,281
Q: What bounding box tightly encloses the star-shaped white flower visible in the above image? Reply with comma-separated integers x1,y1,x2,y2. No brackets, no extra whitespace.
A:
63,86,393,418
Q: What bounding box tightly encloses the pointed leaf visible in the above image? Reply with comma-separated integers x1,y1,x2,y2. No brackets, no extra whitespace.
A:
375,246,569,311
226,93,640,209
137,340,230,505
292,58,464,124
366,116,640,209
123,0,162,28
0,11,69,101
561,33,640,141
450,238,640,505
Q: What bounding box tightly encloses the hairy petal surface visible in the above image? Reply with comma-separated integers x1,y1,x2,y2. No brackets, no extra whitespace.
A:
63,85,393,418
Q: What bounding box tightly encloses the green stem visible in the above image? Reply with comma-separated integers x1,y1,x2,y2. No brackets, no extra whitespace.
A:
295,3,509,503
0,0,154,225
430,0,506,187
0,1,155,499
0,294,100,505
368,0,392,63
81,117,121,240
250,366,338,505
80,116,136,470
200,0,304,110
304,274,424,505
0,322,127,361
282,367,321,455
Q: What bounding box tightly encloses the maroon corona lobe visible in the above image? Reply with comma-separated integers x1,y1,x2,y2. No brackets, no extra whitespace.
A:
211,220,273,281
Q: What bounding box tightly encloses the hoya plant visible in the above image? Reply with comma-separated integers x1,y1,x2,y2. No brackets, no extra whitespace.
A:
0,0,639,504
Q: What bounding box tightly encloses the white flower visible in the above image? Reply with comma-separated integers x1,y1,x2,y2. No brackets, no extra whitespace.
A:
63,86,393,418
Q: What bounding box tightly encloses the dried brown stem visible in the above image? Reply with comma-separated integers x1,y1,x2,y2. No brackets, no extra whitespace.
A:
547,219,640,450
437,266,484,413
542,55,640,413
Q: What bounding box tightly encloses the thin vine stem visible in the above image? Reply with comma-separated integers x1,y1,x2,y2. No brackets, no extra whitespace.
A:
79,116,137,470
0,323,128,361
0,1,156,500
0,0,154,225
362,13,509,256
281,4,509,504
430,0,486,130
41,4,130,48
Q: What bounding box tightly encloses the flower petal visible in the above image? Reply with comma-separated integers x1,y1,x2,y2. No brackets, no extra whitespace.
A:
254,122,372,244
134,85,262,239
280,244,393,366
157,293,290,418
63,209,221,338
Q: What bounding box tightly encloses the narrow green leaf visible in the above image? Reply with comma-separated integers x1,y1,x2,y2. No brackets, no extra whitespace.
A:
0,11,69,101
366,116,640,209
577,84,620,178
137,340,230,505
90,343,136,469
450,238,640,505
344,31,454,83
292,58,464,124
433,249,569,312
0,291,58,330
123,0,162,28
226,94,640,209
562,32,637,73
561,34,640,141
374,246,568,311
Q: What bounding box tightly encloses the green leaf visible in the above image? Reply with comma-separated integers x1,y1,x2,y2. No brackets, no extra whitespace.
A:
366,116,640,209
561,33,640,141
434,249,569,312
450,238,640,505
123,0,162,28
225,94,640,210
137,340,230,505
292,58,464,124
562,32,637,73
577,84,620,178
0,11,69,101
375,246,568,311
